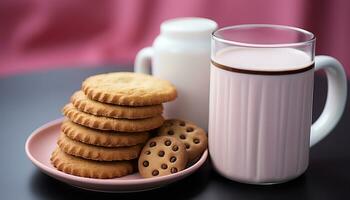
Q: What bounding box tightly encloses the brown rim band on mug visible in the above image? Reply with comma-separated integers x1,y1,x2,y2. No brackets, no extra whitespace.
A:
211,60,314,75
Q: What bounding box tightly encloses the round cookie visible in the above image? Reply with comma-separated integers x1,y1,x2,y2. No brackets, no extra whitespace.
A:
61,120,149,147
82,72,177,106
57,132,143,161
71,91,163,119
157,119,207,161
51,148,134,179
138,136,188,178
62,103,164,132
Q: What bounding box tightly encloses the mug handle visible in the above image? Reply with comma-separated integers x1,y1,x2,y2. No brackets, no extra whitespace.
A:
310,55,347,147
134,47,154,74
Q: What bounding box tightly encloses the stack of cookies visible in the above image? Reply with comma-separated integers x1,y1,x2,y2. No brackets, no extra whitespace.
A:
51,72,177,179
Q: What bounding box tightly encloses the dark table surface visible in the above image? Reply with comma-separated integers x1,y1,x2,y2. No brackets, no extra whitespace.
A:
0,66,349,200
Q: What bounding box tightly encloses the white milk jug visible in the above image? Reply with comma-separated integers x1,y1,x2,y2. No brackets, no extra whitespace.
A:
135,17,217,130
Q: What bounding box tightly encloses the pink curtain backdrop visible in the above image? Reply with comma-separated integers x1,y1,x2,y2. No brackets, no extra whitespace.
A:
0,0,349,77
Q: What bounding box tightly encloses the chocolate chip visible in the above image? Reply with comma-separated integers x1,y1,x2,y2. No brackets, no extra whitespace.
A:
167,130,174,135
170,156,177,163
165,140,171,146
179,134,186,139
185,143,190,149
158,150,165,157
145,151,151,155
152,170,159,176
179,121,186,126
161,164,168,169
170,167,178,173
186,127,194,132
143,161,149,167
172,145,179,151
149,141,156,147
193,139,200,144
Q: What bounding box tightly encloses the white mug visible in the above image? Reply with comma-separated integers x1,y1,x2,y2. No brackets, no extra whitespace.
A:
209,24,347,184
135,17,217,130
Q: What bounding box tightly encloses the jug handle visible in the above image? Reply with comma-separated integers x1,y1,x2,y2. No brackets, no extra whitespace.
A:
134,47,154,74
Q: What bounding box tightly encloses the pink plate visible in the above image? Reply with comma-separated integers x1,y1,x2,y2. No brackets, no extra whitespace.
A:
25,118,208,193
